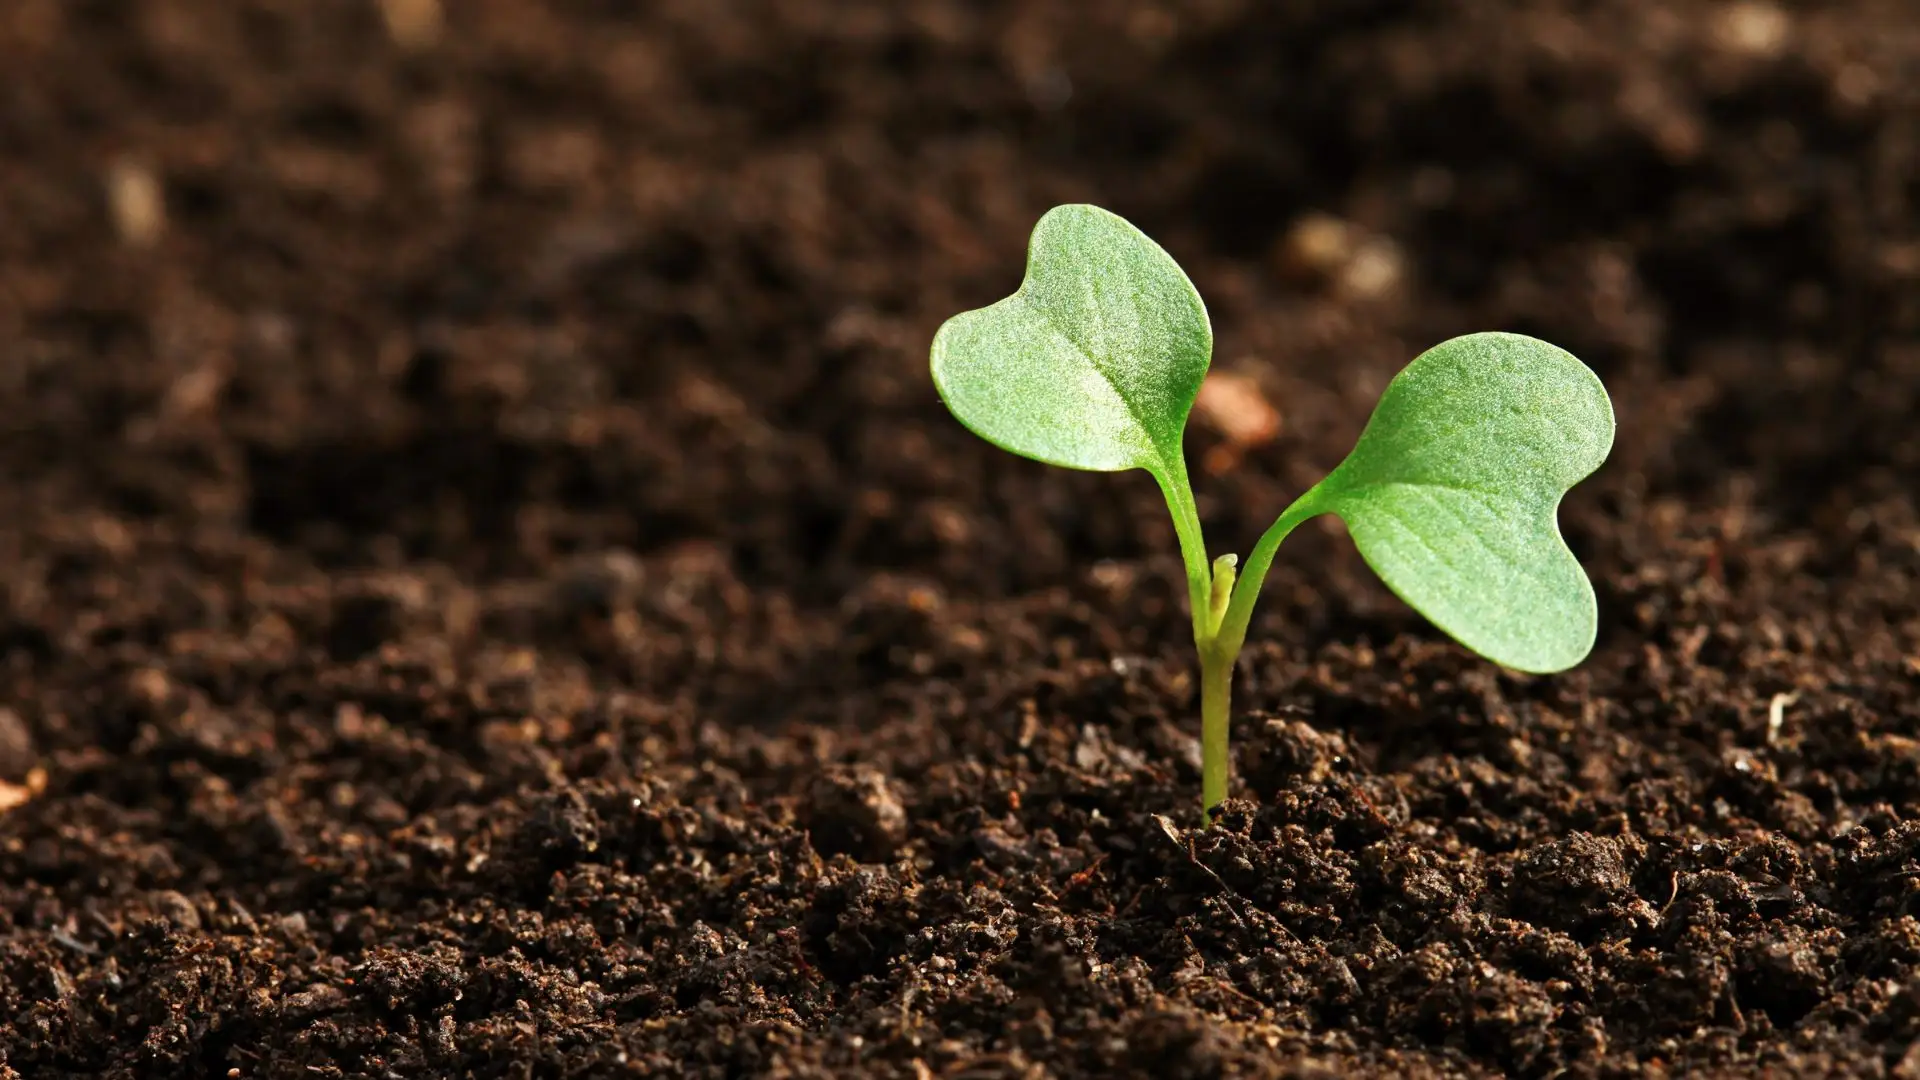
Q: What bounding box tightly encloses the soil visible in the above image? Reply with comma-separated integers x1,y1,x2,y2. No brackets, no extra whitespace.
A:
2,0,1919,1076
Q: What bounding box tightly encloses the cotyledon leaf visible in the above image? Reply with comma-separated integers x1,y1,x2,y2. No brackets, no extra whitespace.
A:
1300,332,1615,673
929,204,1211,475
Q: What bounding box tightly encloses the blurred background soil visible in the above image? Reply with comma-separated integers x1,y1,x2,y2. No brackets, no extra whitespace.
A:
3,0,1920,1076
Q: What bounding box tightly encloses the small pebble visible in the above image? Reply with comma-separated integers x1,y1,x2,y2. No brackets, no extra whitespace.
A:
0,707,34,781
379,0,443,50
106,158,165,246
1711,2,1790,58
1277,212,1404,299
1194,372,1281,450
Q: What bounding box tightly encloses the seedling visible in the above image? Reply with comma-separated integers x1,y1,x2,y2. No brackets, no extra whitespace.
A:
931,204,1614,821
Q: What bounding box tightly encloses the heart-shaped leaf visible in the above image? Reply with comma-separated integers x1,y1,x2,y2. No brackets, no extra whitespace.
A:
930,204,1211,475
1302,332,1614,673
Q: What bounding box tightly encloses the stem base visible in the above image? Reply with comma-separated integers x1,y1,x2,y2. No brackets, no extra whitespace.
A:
1200,647,1234,821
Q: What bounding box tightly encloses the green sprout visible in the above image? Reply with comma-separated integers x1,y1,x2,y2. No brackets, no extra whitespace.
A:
930,204,1615,821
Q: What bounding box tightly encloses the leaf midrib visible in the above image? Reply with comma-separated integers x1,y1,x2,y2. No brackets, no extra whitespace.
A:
1026,281,1171,471
1346,480,1572,608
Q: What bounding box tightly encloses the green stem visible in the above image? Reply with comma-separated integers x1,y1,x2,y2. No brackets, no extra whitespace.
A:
1213,491,1323,660
1155,462,1327,823
1152,457,1214,644
1195,491,1325,822
1200,643,1234,818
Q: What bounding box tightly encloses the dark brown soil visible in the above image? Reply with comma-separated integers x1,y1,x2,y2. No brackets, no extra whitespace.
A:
3,1,1919,1076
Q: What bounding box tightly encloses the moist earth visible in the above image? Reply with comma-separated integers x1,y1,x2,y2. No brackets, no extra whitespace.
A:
3,1,1920,1077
